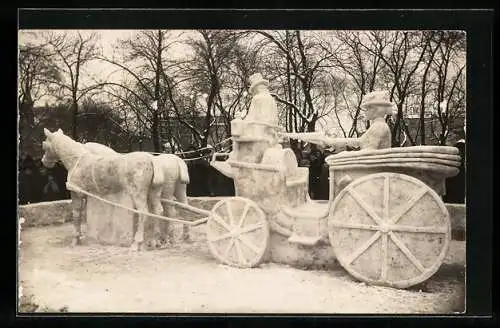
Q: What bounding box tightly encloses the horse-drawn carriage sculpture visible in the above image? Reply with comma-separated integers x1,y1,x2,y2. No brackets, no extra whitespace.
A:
41,75,462,290
206,118,461,289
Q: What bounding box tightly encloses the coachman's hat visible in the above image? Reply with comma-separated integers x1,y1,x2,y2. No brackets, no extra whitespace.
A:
248,73,269,94
360,90,395,114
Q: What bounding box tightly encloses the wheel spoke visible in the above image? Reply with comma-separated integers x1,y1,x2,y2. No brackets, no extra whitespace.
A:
383,176,390,220
208,232,232,242
348,189,383,225
391,225,448,234
330,221,380,231
239,222,265,234
223,237,236,260
211,213,232,232
225,201,235,227
380,234,388,281
238,203,250,228
389,188,428,225
238,234,261,255
344,231,381,266
234,239,247,265
389,232,425,273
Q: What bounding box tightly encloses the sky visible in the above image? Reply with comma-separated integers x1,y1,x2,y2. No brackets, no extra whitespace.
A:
18,29,197,87
15,29,398,136
19,29,465,136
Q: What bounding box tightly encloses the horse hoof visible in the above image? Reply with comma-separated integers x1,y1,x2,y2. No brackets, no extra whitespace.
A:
129,243,141,252
147,240,156,249
156,238,167,249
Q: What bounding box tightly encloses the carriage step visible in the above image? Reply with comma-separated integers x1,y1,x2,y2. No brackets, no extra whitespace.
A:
287,234,322,246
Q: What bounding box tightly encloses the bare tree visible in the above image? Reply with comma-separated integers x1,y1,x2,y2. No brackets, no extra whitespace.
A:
18,41,59,125
255,30,335,153
18,35,61,153
361,31,431,146
325,31,387,137
44,31,103,139
172,30,248,148
99,30,184,152
429,31,466,145
417,31,442,145
214,38,261,139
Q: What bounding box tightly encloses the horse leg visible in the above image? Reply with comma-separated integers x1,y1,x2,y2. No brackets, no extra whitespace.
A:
70,191,84,246
130,195,149,252
82,195,88,223
148,185,164,249
175,183,190,242
160,184,176,245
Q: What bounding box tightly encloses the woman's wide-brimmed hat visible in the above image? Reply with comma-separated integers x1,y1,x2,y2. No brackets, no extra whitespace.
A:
360,90,395,114
248,73,269,94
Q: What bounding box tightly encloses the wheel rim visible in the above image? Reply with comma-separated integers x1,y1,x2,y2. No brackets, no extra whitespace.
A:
329,173,451,288
207,197,269,268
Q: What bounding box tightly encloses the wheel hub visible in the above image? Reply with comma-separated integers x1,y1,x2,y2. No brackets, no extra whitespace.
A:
379,224,390,233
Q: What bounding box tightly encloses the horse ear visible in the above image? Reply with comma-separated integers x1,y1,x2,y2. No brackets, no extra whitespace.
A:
57,128,63,134
44,128,51,137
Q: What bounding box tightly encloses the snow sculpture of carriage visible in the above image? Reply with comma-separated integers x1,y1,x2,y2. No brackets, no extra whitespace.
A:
205,119,462,289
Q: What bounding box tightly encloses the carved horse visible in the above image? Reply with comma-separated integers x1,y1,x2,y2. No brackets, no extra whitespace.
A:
63,142,120,246
78,142,191,242
154,153,190,242
41,128,165,251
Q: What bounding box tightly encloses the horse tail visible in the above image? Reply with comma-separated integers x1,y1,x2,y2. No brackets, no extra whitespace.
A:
177,157,190,184
151,156,165,186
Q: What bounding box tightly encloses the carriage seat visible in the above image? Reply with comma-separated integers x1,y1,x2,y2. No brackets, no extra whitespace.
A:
325,145,462,197
261,147,309,188
325,145,461,175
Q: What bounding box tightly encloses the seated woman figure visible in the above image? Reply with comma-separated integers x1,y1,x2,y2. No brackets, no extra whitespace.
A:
319,90,394,151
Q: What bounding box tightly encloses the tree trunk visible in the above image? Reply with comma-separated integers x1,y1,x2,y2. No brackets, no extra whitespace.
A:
349,96,364,137
391,103,404,147
419,97,427,145
152,30,163,153
439,133,446,146
71,99,78,140
419,36,439,145
151,113,161,152
128,137,133,152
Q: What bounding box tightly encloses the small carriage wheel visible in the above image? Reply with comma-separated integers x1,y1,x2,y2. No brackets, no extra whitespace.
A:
207,197,270,268
328,173,451,289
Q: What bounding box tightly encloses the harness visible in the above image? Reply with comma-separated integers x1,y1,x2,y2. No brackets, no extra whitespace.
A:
48,139,101,194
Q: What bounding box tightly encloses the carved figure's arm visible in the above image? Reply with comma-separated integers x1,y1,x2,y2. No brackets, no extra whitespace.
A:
322,136,360,149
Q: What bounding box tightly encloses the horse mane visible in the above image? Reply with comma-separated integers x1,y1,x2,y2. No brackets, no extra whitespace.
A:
50,131,88,158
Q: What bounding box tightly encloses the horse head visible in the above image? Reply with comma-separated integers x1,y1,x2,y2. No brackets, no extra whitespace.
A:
41,128,84,169
41,128,59,168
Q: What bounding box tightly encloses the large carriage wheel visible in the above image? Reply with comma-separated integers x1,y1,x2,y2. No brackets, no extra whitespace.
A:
207,197,270,268
328,173,451,289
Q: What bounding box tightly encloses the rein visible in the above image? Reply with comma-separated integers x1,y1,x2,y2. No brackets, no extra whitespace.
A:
66,152,86,188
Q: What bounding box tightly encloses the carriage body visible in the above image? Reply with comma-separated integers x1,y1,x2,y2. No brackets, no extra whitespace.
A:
207,120,462,289
326,146,461,200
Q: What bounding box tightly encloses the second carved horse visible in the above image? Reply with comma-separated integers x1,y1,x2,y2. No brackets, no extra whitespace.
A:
82,143,191,242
